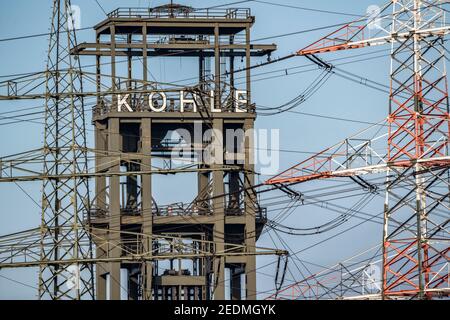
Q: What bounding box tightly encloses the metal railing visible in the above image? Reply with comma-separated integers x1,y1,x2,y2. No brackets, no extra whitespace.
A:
107,7,251,20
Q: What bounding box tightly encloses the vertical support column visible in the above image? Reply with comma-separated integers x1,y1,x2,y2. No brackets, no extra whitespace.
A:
95,122,108,300
245,25,251,110
199,51,206,94
96,31,101,108
142,25,148,88
199,52,204,83
214,24,221,110
95,245,108,300
381,172,390,300
127,33,132,108
108,118,121,300
127,33,132,86
128,269,140,300
212,118,225,300
111,25,117,104
228,172,240,213
244,118,257,300
231,268,242,300
230,35,235,112
141,118,153,299
412,1,426,299
95,123,107,212
94,27,107,300
126,164,138,211
198,170,209,215
211,28,224,299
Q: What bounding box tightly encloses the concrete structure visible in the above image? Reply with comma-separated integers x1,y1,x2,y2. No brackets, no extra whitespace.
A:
74,4,276,300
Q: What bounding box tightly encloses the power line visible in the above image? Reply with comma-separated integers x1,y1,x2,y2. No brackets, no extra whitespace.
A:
250,0,362,17
0,26,93,43
0,273,38,291
0,51,390,128
94,0,108,16
0,0,255,43
197,0,255,10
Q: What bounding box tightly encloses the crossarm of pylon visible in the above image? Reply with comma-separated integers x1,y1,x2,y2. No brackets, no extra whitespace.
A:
266,153,450,185
296,0,450,57
265,115,450,185
299,25,450,56
0,226,288,269
297,23,368,56
296,2,392,57
0,70,205,101
0,147,245,182
266,123,391,185
0,166,245,182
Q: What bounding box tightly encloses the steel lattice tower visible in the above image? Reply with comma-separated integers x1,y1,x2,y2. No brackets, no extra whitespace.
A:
382,0,449,299
267,0,449,299
39,0,94,299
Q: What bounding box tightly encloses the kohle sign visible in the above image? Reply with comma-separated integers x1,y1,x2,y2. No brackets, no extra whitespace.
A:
116,90,249,113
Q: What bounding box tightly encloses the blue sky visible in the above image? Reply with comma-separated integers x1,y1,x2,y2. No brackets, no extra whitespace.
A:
0,0,399,299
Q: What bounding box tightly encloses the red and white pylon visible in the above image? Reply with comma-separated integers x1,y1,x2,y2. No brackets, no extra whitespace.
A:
267,0,450,299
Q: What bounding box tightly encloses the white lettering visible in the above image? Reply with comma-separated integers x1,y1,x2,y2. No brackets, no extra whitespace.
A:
149,92,167,112
210,90,221,113
115,90,248,113
235,90,247,112
180,91,197,112
173,304,208,318
117,94,133,112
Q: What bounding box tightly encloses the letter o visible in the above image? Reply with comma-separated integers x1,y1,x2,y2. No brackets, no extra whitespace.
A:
149,92,167,112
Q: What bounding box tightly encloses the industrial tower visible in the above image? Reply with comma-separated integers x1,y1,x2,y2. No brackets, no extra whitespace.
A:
40,0,94,300
267,0,449,299
0,1,288,300
71,4,276,300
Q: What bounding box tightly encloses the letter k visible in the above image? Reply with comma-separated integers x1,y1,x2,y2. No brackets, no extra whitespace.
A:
118,94,133,112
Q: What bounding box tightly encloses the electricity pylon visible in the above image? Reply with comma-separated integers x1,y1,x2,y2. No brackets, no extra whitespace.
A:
38,0,94,299
267,0,449,299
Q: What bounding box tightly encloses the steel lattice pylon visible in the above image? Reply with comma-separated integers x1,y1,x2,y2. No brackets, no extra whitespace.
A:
267,0,449,299
39,0,94,299
382,0,449,299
